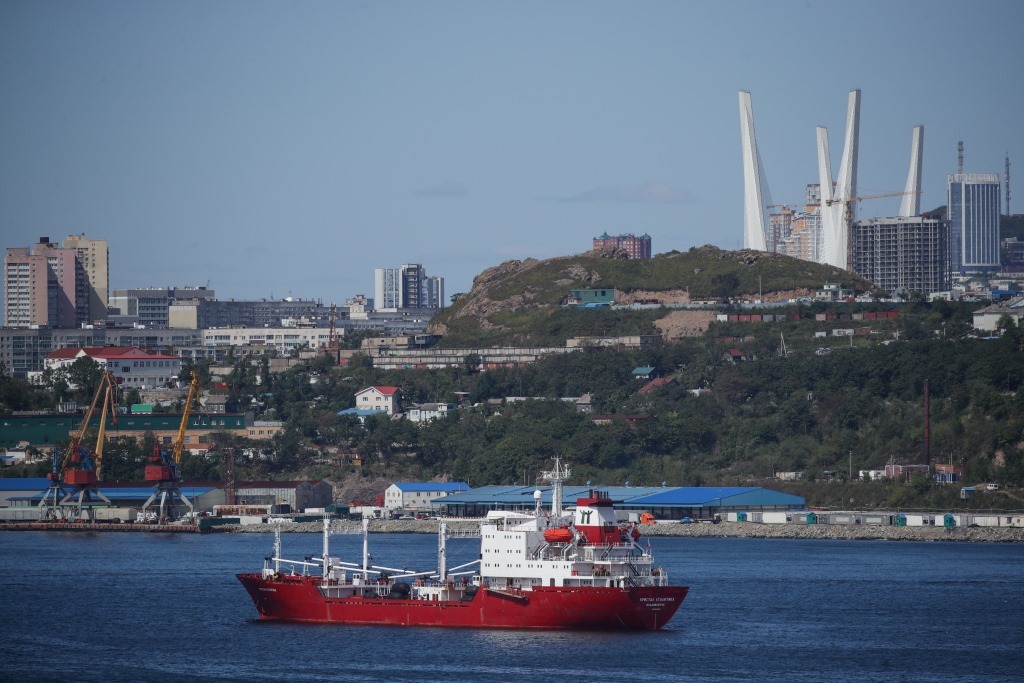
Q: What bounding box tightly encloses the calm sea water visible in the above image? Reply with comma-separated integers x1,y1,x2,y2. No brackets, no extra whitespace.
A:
1,530,1021,683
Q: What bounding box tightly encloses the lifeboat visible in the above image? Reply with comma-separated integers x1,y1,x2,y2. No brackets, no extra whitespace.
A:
543,527,574,543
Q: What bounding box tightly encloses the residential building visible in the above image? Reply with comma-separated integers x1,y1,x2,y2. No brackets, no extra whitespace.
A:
778,185,823,262
61,234,109,325
973,296,1024,332
948,173,1001,273
852,216,949,296
3,247,50,328
4,239,79,328
353,386,401,415
592,233,652,259
407,403,456,423
374,264,446,310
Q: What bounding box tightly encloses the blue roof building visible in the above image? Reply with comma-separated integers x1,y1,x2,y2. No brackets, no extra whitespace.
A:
433,484,803,520
385,481,471,511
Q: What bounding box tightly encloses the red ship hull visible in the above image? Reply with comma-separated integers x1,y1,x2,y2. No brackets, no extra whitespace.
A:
237,573,688,630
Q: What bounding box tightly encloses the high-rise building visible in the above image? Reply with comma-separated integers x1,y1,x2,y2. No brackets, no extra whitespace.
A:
374,264,445,310
4,235,110,329
3,247,50,328
3,238,80,328
852,216,948,296
423,275,445,309
62,234,109,325
592,233,652,259
948,173,1001,273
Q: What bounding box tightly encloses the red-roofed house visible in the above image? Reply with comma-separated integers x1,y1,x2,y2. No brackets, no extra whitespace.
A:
44,346,182,389
354,385,401,415
637,377,677,394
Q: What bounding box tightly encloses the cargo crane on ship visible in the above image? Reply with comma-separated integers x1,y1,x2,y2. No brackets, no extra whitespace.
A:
39,370,119,521
141,371,200,522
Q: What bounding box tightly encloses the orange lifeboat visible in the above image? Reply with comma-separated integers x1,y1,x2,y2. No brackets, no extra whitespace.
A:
544,527,574,543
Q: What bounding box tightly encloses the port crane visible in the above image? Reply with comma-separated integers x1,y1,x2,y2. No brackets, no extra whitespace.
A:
141,371,200,522
39,370,119,521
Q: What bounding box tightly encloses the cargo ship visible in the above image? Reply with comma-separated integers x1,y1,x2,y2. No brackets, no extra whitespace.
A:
237,460,688,630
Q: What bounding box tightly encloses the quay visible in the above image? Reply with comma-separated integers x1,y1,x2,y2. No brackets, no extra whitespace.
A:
1,521,207,533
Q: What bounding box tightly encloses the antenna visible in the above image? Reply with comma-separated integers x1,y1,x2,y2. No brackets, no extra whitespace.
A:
957,141,964,175
1006,154,1012,215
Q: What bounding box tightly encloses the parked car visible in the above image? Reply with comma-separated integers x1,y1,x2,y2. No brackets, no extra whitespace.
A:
986,483,1000,492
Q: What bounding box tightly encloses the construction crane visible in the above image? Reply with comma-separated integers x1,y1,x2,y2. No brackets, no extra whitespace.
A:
40,370,119,521
825,190,923,269
141,371,200,523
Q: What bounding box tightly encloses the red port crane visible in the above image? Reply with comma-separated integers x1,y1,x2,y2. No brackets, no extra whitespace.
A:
141,371,200,522
40,370,118,521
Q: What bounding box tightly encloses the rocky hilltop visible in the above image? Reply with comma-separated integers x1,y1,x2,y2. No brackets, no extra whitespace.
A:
429,246,877,347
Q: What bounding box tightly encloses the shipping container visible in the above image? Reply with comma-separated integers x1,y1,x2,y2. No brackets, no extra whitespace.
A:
830,514,856,525
970,515,1000,527
0,507,41,521
762,512,788,524
239,515,267,525
1003,516,1024,528
905,514,926,527
748,512,763,523
92,507,138,522
863,515,889,526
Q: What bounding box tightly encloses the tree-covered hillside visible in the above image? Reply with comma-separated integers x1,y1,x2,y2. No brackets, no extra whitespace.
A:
7,303,1019,511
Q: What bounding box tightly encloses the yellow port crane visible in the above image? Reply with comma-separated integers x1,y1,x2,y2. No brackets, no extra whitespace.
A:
141,371,201,523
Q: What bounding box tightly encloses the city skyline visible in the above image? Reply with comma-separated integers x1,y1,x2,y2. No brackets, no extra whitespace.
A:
2,1,1022,307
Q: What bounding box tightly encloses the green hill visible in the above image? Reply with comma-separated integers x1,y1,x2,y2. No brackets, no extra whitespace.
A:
430,246,879,347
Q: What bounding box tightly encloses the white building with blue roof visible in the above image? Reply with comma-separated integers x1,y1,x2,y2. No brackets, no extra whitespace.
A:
384,481,470,512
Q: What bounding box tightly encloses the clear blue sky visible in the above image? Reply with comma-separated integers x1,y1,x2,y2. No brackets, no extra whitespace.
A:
2,0,1022,305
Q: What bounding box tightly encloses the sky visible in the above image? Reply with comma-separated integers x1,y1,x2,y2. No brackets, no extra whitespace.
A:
2,0,1022,307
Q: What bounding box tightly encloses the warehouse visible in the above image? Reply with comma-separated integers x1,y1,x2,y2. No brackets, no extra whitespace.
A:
434,485,804,521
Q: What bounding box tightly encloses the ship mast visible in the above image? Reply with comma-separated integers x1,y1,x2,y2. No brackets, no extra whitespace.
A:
541,457,570,517
322,513,332,580
437,519,447,582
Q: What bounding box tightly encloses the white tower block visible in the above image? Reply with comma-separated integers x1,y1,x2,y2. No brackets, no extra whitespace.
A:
898,126,924,217
739,91,772,251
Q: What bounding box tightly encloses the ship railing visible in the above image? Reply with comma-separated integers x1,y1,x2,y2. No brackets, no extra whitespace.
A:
445,527,482,539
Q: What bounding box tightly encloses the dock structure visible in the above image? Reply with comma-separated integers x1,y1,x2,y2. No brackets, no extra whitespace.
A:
1,522,208,533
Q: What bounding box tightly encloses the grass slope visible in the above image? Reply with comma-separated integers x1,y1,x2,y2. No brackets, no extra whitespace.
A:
432,246,877,347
